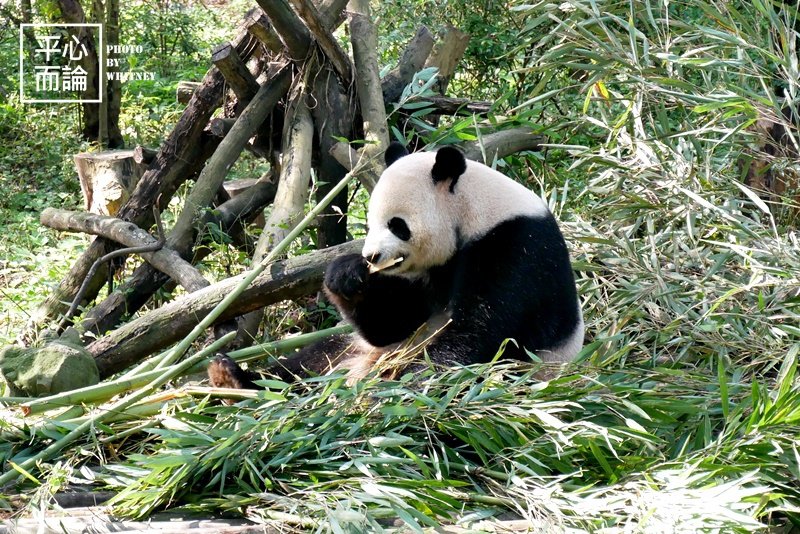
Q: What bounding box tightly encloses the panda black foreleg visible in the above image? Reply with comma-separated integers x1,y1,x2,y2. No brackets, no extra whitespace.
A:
208,333,362,390
323,253,433,347
260,333,358,380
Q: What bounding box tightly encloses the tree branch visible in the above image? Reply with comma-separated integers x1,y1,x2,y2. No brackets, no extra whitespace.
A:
40,208,208,293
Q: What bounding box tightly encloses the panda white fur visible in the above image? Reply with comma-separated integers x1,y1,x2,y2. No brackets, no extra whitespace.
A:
208,143,583,387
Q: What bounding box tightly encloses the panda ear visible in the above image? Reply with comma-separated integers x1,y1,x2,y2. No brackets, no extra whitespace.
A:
384,142,409,167
432,146,467,193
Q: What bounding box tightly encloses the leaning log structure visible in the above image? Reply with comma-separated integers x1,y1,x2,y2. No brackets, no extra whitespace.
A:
29,0,543,374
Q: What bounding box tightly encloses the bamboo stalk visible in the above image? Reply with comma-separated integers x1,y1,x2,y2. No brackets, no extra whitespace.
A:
1,170,357,485
20,326,350,417
152,170,357,371
0,331,234,487
226,324,352,365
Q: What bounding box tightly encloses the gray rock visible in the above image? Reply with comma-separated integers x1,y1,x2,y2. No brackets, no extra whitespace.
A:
0,341,99,397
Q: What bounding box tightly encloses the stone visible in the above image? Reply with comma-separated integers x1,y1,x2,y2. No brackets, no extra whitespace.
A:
0,340,99,397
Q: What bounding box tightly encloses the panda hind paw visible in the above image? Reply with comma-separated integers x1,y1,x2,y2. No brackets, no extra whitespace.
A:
207,353,258,390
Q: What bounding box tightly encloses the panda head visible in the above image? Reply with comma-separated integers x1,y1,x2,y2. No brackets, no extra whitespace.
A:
362,142,468,278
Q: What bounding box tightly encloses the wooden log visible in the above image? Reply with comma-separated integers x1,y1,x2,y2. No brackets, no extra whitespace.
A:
255,0,348,62
212,43,260,106
132,145,157,166
309,59,356,249
462,128,545,163
347,0,386,191
207,117,272,159
318,0,348,28
254,101,314,257
89,240,362,377
425,26,470,95
74,150,148,216
223,178,267,227
246,11,283,54
168,66,292,258
333,129,544,182
289,0,353,86
213,175,278,230
40,208,208,292
239,96,314,343
207,117,235,138
79,174,278,337
381,25,435,104
256,0,311,61
176,81,201,104
425,95,491,115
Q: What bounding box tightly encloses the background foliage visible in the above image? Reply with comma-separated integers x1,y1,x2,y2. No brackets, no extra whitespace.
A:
1,0,799,531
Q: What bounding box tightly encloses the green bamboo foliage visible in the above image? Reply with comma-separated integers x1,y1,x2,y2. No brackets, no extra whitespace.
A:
2,0,800,530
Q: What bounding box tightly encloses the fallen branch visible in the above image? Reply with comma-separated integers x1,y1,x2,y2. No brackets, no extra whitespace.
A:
462,128,545,163
40,208,208,293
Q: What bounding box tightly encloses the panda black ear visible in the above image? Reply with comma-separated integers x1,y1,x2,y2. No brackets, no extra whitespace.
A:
384,142,409,167
432,146,467,193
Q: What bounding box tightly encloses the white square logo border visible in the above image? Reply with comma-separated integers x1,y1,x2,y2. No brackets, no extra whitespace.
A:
20,23,103,104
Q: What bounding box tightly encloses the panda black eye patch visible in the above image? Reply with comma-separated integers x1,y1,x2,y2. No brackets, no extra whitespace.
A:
388,217,411,241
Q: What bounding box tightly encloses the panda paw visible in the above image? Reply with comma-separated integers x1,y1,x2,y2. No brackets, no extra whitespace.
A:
324,254,370,300
208,354,258,390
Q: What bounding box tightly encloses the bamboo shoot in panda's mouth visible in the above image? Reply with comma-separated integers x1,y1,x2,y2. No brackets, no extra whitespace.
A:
367,256,404,274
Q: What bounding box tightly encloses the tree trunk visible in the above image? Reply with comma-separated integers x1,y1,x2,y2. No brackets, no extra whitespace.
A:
105,0,122,146
74,150,149,216
347,0,388,187
309,59,355,249
239,95,314,343
57,0,123,147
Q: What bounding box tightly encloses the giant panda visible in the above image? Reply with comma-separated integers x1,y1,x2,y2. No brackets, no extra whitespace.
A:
208,143,583,388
